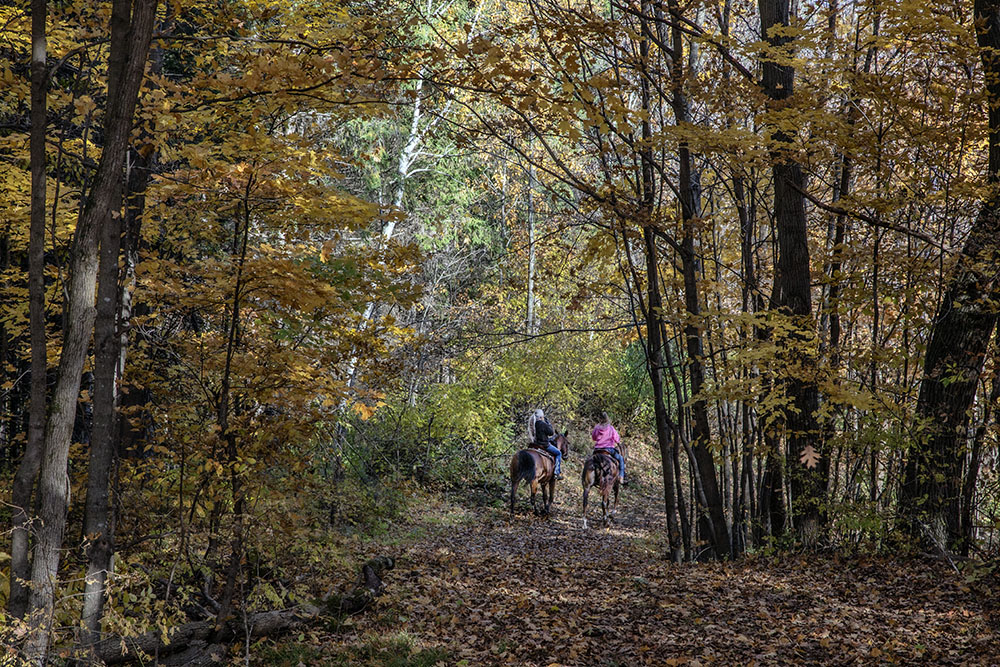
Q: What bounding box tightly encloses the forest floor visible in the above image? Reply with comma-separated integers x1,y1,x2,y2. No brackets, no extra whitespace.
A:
263,454,1000,666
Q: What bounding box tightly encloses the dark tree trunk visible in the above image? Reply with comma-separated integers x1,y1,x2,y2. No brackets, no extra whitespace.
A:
636,5,683,560
679,201,732,558
960,354,1000,556
23,0,158,660
759,442,786,538
212,176,254,639
758,0,826,543
655,0,733,560
642,227,684,562
900,0,1000,552
900,220,1000,548
80,148,153,643
79,205,122,643
9,0,49,620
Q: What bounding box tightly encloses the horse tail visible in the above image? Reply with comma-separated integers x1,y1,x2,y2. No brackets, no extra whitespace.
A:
515,449,536,482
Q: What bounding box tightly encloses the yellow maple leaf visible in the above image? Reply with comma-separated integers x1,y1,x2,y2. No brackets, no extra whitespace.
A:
352,402,376,420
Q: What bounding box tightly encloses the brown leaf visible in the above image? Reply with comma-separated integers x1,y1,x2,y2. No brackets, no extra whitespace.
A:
799,445,820,469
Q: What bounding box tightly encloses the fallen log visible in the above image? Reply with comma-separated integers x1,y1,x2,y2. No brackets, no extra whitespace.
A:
94,604,320,665
94,555,394,664
324,555,395,618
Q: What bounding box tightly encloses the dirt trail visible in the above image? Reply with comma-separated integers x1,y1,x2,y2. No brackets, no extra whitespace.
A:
323,463,999,666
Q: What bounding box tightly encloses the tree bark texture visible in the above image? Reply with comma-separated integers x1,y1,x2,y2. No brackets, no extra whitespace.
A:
23,0,158,660
960,354,1000,555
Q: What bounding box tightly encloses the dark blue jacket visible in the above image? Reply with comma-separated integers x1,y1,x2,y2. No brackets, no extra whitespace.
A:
534,418,554,447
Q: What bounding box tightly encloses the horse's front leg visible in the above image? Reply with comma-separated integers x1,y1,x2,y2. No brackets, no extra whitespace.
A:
546,477,555,515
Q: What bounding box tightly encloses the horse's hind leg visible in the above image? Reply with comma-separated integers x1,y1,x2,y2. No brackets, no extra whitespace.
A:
546,478,555,515
510,476,520,520
602,490,611,527
530,480,539,515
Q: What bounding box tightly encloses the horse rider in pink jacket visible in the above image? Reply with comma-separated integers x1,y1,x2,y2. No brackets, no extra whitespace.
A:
591,412,625,483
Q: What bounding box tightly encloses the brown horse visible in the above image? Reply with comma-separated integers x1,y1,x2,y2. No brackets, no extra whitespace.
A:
509,431,570,519
548,431,570,459
581,449,620,528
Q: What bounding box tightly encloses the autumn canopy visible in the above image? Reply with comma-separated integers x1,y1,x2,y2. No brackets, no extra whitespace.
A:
2,0,1000,663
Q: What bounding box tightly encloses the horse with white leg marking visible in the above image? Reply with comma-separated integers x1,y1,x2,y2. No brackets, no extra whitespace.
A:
581,450,619,528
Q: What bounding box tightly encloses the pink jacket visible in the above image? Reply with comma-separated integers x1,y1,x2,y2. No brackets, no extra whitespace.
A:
591,423,620,450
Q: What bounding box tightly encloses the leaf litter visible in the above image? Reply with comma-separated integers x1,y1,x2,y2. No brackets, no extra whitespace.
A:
305,477,1000,666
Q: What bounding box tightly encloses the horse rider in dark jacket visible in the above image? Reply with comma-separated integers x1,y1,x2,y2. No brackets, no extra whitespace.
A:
532,409,562,479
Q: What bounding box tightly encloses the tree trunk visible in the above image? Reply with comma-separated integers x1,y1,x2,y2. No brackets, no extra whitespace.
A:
22,0,158,660
79,171,124,645
80,148,152,644
212,174,254,640
642,227,684,562
960,352,1000,555
665,0,732,559
679,203,732,557
758,0,826,543
900,0,1000,552
526,162,537,334
635,3,685,561
9,0,49,620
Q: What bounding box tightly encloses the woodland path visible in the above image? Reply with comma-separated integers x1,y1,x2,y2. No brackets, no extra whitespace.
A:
316,461,1000,666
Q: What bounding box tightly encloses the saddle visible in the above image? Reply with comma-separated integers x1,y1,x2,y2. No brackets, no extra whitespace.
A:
591,449,619,478
529,445,556,462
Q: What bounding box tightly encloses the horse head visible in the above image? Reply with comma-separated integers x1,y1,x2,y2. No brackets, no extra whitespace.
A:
555,430,570,458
